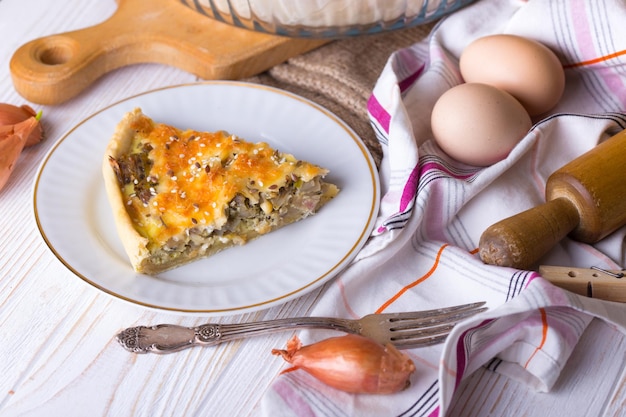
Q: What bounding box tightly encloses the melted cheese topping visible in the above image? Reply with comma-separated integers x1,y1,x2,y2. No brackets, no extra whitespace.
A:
121,114,328,247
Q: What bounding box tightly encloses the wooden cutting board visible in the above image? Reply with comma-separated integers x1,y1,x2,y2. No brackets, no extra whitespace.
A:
9,0,328,105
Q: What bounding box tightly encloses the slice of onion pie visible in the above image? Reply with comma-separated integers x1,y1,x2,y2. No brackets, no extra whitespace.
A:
103,108,339,274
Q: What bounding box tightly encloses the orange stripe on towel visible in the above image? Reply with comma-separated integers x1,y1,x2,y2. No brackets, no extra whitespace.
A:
563,49,626,68
375,243,449,314
524,308,548,368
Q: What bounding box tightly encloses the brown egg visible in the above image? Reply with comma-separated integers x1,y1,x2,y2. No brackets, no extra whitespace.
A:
431,83,532,166
460,34,565,116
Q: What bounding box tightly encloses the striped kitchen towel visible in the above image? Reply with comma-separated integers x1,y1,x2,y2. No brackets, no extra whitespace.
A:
262,0,626,416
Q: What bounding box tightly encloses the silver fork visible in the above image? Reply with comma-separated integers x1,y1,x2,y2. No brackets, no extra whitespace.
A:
116,301,487,354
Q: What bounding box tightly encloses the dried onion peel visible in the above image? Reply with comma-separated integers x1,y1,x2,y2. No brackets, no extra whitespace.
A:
0,103,44,192
272,334,416,394
0,103,43,147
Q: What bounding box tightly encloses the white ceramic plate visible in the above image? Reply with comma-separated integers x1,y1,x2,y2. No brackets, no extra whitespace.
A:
34,82,379,315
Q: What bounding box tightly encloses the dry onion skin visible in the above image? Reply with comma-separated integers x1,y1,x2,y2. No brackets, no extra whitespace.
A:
272,334,416,394
0,104,43,147
0,103,44,191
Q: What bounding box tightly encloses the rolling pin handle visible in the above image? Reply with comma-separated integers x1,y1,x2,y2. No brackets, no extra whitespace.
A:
479,197,580,270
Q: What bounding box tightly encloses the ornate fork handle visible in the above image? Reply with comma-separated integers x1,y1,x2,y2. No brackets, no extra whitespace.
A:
117,317,357,354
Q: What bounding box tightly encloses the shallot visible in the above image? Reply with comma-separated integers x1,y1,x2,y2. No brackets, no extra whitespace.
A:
0,103,43,147
272,334,416,394
0,103,44,191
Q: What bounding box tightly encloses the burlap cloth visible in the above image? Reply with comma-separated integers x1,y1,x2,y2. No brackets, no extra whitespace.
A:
247,24,435,168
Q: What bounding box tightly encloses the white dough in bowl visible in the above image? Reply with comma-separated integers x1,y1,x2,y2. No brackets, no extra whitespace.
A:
200,0,432,27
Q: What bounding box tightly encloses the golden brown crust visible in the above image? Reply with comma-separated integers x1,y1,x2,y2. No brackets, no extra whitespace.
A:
102,109,152,272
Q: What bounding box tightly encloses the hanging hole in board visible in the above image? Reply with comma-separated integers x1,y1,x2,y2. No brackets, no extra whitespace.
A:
34,37,77,66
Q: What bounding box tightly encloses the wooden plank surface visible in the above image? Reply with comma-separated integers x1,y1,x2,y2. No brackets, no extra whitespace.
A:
1,1,625,416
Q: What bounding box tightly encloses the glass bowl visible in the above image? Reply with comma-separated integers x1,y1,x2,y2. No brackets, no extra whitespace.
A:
182,0,477,38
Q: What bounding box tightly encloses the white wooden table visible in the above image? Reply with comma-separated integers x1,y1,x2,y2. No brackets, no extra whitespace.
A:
1,1,625,416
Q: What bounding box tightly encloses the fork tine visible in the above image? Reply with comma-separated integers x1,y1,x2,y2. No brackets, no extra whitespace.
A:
386,302,486,330
391,323,455,340
388,309,486,331
392,333,450,349
390,323,468,349
386,301,487,322
384,302,486,349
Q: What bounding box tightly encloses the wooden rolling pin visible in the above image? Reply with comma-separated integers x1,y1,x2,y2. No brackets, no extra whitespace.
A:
9,0,326,105
479,129,626,270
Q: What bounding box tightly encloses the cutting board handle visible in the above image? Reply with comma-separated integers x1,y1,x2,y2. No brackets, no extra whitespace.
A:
9,0,325,105
11,30,122,105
